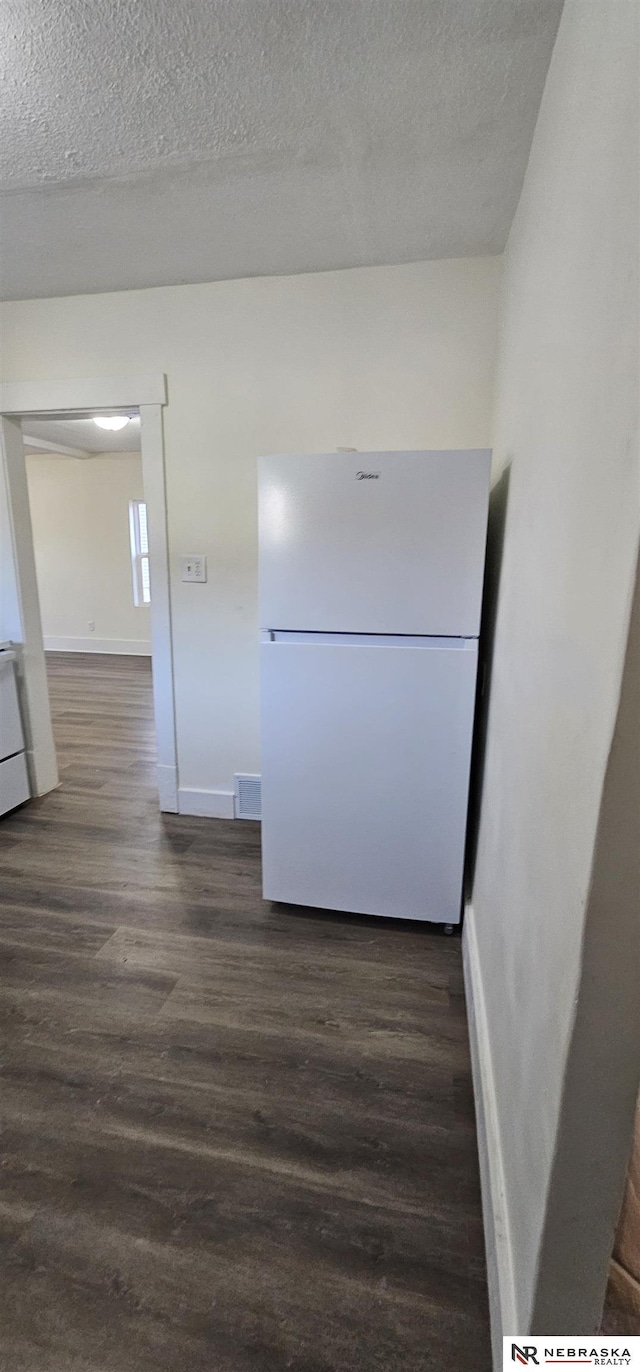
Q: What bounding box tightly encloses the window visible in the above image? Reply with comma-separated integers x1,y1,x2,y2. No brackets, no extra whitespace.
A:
129,500,151,606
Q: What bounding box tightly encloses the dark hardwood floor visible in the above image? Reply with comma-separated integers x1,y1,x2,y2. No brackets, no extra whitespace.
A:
0,652,490,1371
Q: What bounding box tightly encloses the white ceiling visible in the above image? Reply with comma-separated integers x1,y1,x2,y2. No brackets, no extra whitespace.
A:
22,416,141,456
1,0,563,301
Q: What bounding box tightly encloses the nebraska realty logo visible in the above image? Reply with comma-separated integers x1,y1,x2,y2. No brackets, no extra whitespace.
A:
503,1338,640,1368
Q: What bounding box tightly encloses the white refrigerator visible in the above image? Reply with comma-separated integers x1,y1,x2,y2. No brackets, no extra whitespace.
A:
258,449,491,926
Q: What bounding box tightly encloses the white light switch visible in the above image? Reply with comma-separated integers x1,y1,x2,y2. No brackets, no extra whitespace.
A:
181,555,207,583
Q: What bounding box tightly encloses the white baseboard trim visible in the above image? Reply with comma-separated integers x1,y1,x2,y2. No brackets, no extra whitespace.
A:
157,764,178,814
177,787,235,820
462,903,517,1369
43,636,152,656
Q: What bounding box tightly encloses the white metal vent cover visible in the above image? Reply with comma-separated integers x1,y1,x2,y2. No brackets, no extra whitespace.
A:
234,773,262,820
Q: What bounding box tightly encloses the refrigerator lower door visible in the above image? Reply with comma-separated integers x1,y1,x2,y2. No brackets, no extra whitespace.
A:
260,635,478,923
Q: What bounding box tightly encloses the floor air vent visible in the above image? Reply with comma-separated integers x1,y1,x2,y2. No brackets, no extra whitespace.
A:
234,773,262,820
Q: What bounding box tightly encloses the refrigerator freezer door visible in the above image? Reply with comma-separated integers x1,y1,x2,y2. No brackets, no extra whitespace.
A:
260,636,478,923
259,449,490,637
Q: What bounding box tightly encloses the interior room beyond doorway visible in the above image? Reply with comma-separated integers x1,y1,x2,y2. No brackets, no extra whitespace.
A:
24,412,150,658
21,410,153,795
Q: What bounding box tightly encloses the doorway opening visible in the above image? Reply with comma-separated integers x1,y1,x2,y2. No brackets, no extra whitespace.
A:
0,374,177,815
22,411,156,808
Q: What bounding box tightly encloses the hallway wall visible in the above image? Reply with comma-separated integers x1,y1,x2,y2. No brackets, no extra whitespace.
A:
469,0,640,1347
1,255,501,808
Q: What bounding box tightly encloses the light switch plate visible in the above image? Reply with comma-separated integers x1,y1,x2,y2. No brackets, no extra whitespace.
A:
181,555,207,583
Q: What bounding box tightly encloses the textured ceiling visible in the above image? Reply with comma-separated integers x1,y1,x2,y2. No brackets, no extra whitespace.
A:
22,416,141,455
1,0,563,300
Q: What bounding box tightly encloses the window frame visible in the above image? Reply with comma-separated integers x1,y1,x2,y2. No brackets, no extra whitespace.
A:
129,499,151,607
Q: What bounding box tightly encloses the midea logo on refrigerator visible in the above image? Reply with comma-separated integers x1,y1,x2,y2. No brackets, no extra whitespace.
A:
356,470,380,480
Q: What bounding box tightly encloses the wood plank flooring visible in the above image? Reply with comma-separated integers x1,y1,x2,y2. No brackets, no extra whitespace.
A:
0,652,490,1371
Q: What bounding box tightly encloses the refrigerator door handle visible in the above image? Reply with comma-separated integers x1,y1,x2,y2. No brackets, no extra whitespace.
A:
262,630,477,649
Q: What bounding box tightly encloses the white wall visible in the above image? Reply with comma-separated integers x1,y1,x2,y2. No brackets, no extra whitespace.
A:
469,0,639,1347
0,443,21,644
25,450,150,654
1,256,501,806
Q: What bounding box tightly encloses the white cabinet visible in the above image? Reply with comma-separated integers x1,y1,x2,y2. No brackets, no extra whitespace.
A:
0,646,30,816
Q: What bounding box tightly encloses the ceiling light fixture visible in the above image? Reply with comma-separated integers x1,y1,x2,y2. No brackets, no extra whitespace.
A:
93,416,130,431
